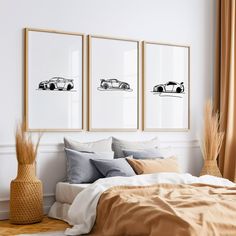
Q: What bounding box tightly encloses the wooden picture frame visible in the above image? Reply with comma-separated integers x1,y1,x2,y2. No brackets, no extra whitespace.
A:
24,28,85,131
142,41,190,131
88,35,140,131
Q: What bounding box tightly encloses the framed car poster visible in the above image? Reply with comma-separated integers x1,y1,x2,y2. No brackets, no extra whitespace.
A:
143,41,190,131
25,28,84,131
88,35,140,131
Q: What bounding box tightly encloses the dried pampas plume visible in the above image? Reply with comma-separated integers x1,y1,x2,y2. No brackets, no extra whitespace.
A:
201,100,224,161
15,123,42,164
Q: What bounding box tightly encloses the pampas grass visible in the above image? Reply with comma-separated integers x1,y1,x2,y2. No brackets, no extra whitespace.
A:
201,100,224,161
15,123,42,164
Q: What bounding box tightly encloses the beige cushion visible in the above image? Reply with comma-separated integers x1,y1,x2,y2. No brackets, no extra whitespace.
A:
127,157,180,174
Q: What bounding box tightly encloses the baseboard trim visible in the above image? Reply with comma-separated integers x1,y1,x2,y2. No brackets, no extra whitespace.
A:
0,210,9,220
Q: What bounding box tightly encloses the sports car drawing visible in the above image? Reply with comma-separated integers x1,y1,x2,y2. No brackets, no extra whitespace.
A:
153,81,184,93
38,77,74,91
99,79,131,91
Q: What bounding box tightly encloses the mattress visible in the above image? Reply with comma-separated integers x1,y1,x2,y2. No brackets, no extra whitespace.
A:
56,182,91,204
49,182,90,222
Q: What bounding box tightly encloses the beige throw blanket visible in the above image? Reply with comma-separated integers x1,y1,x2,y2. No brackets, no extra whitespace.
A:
91,183,236,236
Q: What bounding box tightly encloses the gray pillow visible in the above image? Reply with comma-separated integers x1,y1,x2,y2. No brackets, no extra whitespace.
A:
91,158,136,177
64,137,113,153
112,137,159,158
122,148,163,159
65,148,112,184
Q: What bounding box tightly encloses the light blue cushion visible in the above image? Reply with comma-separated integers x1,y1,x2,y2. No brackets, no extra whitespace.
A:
65,148,112,184
91,158,136,177
122,148,163,159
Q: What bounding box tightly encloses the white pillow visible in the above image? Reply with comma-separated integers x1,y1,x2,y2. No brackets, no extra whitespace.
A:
64,137,113,154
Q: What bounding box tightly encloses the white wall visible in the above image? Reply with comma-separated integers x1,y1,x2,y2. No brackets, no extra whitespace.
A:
0,0,216,219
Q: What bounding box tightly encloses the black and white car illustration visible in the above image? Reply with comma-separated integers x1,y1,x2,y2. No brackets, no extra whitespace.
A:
38,77,74,91
153,81,184,93
99,79,131,90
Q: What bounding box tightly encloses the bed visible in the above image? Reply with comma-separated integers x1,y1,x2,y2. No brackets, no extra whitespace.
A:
49,137,236,235
49,173,236,236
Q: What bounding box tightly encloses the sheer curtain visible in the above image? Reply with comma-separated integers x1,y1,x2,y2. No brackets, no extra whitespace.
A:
214,0,236,182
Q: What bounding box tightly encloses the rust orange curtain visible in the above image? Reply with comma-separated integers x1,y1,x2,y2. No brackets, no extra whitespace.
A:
214,0,236,182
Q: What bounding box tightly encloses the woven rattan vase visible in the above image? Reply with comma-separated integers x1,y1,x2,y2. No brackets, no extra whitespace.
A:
10,163,43,224
200,160,222,177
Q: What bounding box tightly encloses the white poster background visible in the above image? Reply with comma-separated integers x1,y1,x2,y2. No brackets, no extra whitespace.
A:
90,37,138,130
27,31,83,130
144,43,189,130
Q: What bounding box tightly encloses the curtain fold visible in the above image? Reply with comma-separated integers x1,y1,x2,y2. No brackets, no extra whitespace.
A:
214,0,236,182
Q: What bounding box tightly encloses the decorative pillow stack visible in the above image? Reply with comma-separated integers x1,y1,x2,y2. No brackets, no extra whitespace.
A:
64,136,180,184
